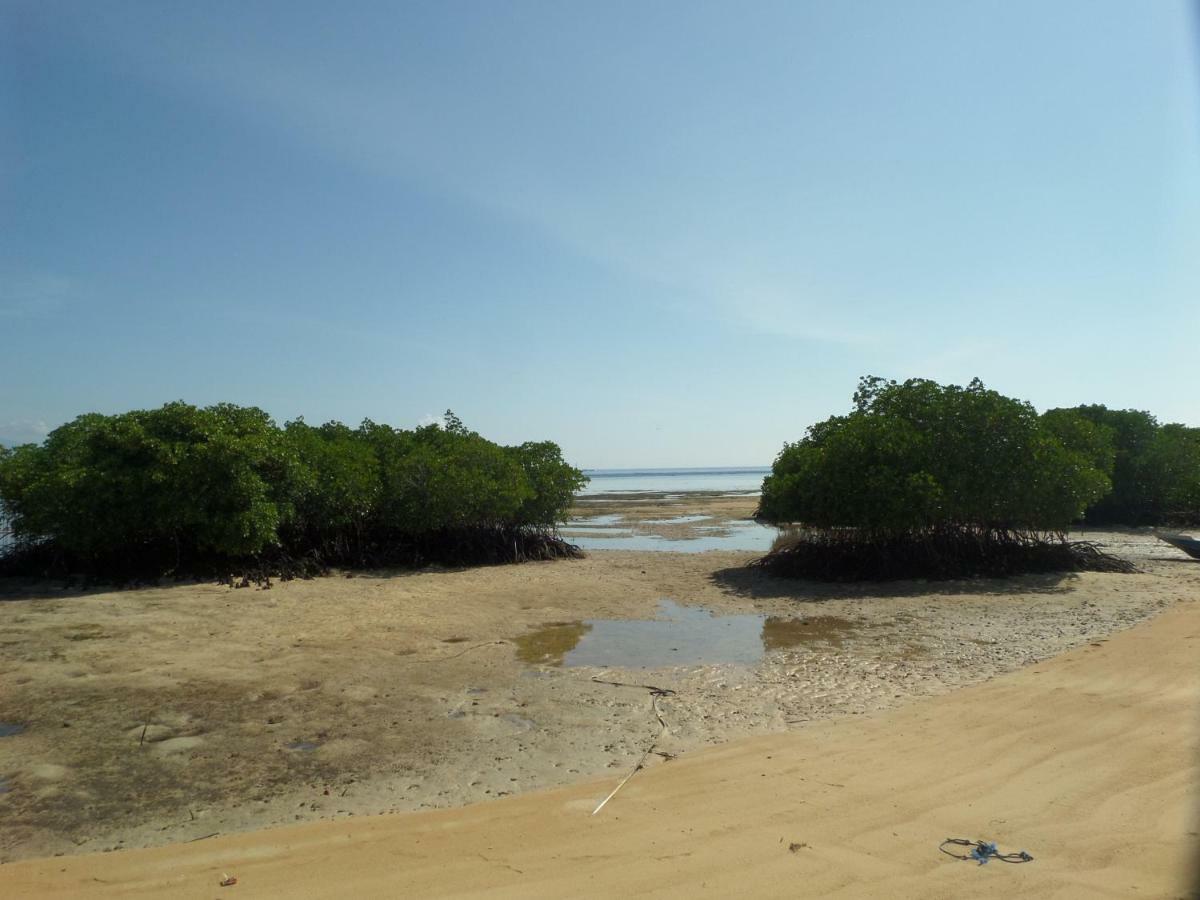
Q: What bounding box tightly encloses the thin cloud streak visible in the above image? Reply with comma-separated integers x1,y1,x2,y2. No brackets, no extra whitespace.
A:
98,40,882,349
0,272,74,319
0,419,52,447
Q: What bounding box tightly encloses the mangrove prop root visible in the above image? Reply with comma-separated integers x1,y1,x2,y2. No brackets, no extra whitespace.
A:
0,527,584,585
754,528,1138,582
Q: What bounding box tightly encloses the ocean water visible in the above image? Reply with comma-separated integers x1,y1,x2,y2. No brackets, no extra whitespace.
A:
569,466,777,552
578,467,769,495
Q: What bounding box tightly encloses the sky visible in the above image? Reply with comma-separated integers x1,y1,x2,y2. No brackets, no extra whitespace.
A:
3,1,1199,467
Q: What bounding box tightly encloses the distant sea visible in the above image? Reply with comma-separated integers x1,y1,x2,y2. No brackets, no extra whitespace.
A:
578,467,769,495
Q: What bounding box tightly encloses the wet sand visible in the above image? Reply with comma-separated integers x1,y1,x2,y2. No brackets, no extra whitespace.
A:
560,492,778,553
3,578,1196,898
0,505,1197,880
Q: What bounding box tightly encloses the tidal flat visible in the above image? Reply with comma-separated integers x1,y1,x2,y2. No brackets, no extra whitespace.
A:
0,493,1195,862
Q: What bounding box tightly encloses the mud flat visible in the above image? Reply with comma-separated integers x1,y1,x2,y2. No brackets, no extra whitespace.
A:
0,515,1196,868
8,587,1195,899
565,490,773,547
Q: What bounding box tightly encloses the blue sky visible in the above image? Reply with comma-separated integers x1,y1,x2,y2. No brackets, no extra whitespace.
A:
3,1,1198,467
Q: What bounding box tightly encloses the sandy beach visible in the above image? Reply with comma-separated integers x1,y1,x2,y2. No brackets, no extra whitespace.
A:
1,558,1196,898
0,496,1197,895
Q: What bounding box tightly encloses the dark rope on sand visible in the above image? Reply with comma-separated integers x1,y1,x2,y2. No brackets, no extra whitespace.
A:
396,640,511,666
589,678,677,815
590,677,676,695
939,838,1033,865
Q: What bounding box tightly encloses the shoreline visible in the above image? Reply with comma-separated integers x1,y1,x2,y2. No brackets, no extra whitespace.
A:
1,519,1195,864
3,588,1196,898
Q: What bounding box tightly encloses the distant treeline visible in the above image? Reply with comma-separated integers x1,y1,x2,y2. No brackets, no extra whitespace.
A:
756,377,1195,580
0,403,587,579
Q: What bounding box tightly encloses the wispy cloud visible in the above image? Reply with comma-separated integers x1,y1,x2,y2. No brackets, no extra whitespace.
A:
0,419,52,447
898,338,1007,384
0,272,75,319
87,38,879,348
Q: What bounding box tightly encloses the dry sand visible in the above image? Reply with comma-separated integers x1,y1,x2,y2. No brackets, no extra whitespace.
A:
2,571,1196,898
0,507,1197,896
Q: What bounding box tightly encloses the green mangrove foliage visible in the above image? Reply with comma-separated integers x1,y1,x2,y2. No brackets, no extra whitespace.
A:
0,404,587,578
756,377,1133,580
1043,406,1200,525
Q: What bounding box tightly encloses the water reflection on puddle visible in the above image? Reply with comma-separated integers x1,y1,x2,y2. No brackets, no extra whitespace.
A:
567,514,624,527
514,599,858,668
561,525,636,536
0,723,25,738
515,621,593,665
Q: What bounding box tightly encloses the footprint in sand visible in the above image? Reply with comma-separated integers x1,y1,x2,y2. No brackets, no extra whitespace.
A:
126,724,174,743
151,736,206,756
28,763,69,781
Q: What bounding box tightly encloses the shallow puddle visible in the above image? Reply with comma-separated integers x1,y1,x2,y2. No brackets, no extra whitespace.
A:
0,723,26,737
515,621,593,665
760,615,861,650
560,525,636,536
563,519,777,553
564,514,625,527
514,600,860,668
285,740,320,752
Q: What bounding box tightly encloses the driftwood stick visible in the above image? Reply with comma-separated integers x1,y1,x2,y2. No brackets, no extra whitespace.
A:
589,677,676,696
590,679,675,815
395,640,511,666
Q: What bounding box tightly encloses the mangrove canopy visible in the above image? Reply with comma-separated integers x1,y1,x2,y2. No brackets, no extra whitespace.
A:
755,377,1135,580
1043,405,1200,525
0,403,587,580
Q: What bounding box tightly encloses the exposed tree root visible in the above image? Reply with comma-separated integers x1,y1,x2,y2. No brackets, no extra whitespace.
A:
754,527,1138,581
0,527,583,587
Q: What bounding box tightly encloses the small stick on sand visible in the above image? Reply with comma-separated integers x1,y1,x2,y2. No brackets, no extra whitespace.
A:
590,677,676,695
590,678,675,816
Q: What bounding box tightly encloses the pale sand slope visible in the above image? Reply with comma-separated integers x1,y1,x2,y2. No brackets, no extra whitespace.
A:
4,599,1196,899
5,535,1185,862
